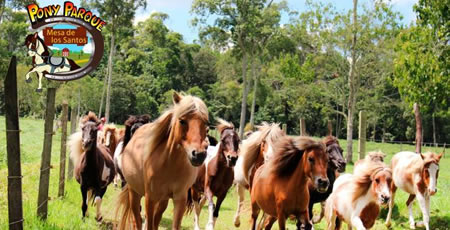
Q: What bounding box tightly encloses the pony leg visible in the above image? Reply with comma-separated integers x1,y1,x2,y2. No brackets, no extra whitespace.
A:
172,197,188,230
406,194,416,229
80,186,88,219
205,188,215,230
129,189,143,230
276,205,287,230
153,200,168,227
385,183,397,227
313,201,326,224
194,198,202,230
144,194,156,230
250,200,261,230
209,193,227,229
327,210,337,230
300,210,312,230
350,215,366,230
233,184,245,227
94,187,107,222
263,215,276,230
416,193,430,230
36,72,43,92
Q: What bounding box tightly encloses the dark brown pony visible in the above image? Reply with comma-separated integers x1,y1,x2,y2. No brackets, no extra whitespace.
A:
187,119,240,230
250,136,328,230
306,136,346,225
71,112,115,221
113,114,151,187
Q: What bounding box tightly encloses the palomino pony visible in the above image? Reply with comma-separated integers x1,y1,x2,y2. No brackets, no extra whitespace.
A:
117,92,209,230
113,114,151,187
325,161,392,230
385,151,442,230
24,33,79,92
251,136,329,230
188,119,240,230
69,112,115,221
102,124,120,159
233,122,285,227
307,136,346,225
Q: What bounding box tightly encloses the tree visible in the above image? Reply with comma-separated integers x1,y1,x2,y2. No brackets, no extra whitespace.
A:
85,0,146,122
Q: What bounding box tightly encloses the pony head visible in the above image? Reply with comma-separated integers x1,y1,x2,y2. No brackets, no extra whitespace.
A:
81,112,100,151
323,136,346,173
168,92,209,166
103,124,117,148
259,122,284,162
217,118,240,167
25,32,46,57
370,166,393,205
420,152,443,196
366,150,386,163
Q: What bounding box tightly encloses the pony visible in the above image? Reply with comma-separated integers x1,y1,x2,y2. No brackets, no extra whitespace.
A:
69,112,115,221
250,136,329,230
233,122,285,227
187,119,240,230
307,136,346,225
24,32,80,92
385,151,442,230
113,114,151,187
102,124,119,159
325,161,392,230
116,92,209,230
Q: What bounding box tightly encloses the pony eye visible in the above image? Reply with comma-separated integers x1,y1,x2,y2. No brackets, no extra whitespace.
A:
308,157,314,163
375,178,380,183
179,119,187,126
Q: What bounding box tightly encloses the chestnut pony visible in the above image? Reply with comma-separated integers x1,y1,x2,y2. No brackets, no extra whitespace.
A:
233,123,285,227
251,136,329,230
70,112,115,221
102,124,120,159
187,119,240,230
325,161,392,230
385,151,442,230
116,92,209,230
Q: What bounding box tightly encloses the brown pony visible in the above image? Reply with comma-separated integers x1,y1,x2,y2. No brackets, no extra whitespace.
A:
250,136,329,230
102,124,119,158
233,123,285,227
70,112,115,221
116,92,209,230
187,119,240,230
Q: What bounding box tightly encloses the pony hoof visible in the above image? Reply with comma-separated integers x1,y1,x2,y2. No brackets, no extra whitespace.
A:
234,218,240,227
416,221,424,227
409,223,416,229
35,88,42,93
385,221,391,228
26,78,32,83
96,216,103,222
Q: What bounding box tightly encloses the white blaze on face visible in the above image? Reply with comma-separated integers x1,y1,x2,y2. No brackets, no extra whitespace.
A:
105,131,111,147
428,163,439,194
264,143,275,162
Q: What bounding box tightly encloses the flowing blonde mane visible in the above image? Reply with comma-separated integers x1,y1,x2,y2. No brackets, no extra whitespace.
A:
142,93,208,160
352,161,391,202
216,118,234,134
241,122,285,182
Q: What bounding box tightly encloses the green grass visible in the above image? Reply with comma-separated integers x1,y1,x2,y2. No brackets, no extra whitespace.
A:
1,116,449,229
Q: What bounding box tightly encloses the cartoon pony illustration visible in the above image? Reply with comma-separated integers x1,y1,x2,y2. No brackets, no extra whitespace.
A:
25,32,80,92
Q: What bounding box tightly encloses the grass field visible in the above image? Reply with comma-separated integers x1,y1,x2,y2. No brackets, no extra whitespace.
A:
0,116,449,229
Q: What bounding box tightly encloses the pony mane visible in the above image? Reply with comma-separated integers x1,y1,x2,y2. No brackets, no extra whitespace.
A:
143,94,208,160
81,111,99,124
216,118,234,134
241,122,285,182
69,131,83,169
104,124,117,132
352,161,391,202
267,136,325,177
323,135,338,146
366,150,386,162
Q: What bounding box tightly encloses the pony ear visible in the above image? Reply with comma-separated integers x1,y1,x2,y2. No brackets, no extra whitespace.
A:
173,92,182,104
33,32,38,39
437,153,443,160
420,153,425,160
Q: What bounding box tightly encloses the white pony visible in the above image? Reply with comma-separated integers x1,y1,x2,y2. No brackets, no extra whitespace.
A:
25,32,79,92
385,151,442,230
232,122,285,227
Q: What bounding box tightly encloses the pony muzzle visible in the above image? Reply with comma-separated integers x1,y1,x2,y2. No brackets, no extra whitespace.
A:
429,188,437,196
316,177,330,193
226,155,238,167
190,150,207,167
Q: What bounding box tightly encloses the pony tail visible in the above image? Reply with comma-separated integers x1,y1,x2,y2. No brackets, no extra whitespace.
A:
116,185,132,230
69,131,83,171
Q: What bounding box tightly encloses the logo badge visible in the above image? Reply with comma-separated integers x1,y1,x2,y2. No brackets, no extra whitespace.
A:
25,1,105,92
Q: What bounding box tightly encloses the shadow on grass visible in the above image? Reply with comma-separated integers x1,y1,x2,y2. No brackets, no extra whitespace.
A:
160,217,191,230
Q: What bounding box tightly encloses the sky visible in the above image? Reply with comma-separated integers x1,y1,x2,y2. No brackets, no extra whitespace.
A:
37,0,419,44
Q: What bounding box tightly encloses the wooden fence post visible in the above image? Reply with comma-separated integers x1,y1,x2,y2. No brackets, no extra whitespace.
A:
37,87,56,220
358,110,366,160
58,102,68,197
67,107,77,180
327,120,333,136
5,56,24,230
414,103,422,153
282,124,287,134
299,118,306,136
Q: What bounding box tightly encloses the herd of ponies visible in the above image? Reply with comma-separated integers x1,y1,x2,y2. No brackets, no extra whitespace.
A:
68,92,443,230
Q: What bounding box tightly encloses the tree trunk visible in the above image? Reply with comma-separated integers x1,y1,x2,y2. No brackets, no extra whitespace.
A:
414,103,422,153
432,112,436,146
58,102,68,197
249,59,258,130
105,30,115,123
346,0,358,164
98,70,108,117
238,52,249,138
0,0,6,24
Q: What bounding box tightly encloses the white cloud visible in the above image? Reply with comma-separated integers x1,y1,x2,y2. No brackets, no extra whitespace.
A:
48,46,60,50
83,43,93,53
